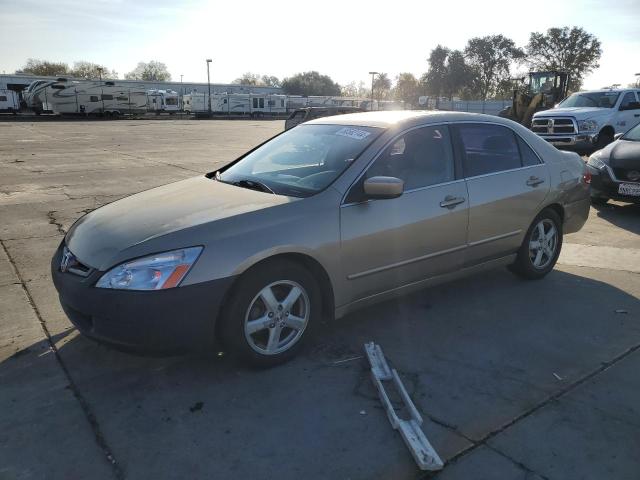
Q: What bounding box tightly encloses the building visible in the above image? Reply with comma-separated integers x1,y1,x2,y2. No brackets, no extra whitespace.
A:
0,74,282,102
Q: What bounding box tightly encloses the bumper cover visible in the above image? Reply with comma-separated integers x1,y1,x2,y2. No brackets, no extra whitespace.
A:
51,243,235,352
536,133,597,151
588,165,640,203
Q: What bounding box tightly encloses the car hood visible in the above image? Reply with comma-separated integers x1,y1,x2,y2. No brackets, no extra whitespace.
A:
65,176,292,270
534,107,610,119
599,139,640,168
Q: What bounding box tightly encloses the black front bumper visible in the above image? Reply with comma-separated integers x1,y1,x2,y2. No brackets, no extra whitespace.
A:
588,165,640,203
51,243,235,353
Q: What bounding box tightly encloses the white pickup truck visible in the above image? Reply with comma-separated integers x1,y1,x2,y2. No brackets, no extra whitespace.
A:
531,88,640,153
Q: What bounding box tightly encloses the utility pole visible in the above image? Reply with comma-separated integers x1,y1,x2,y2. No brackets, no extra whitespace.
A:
97,67,103,84
369,71,379,111
206,59,212,117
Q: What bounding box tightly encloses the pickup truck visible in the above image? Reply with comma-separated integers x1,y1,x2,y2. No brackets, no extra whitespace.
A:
530,88,640,153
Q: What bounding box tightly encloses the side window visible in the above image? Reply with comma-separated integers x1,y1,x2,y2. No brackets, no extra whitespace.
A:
101,94,113,100
365,125,454,191
259,98,265,108
252,98,258,108
457,124,521,177
0,96,7,101
619,92,636,109
516,136,541,166
90,96,99,102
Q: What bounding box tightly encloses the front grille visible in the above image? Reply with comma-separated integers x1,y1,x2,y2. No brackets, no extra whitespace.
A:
531,117,577,135
613,168,640,183
60,246,93,277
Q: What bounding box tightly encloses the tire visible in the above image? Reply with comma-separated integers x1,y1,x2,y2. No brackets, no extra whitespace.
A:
595,130,613,150
509,208,563,280
218,259,321,367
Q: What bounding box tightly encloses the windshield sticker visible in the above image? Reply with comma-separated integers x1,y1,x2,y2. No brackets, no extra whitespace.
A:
335,127,371,140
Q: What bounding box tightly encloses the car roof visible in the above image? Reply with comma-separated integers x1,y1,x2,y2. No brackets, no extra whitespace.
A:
306,110,521,129
573,89,639,94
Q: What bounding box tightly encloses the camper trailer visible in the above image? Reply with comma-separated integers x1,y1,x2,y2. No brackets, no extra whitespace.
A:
147,89,180,114
45,81,148,115
184,92,288,117
0,89,19,114
23,79,63,113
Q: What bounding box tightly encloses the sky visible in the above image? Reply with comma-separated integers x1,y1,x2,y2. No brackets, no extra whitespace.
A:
1,0,639,90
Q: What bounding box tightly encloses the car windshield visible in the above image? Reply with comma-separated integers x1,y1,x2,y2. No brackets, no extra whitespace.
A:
622,123,640,141
218,124,382,197
558,91,620,108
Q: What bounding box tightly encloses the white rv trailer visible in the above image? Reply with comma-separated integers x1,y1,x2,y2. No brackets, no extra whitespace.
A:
184,92,288,117
23,79,65,113
147,89,180,113
0,89,20,113
44,81,148,115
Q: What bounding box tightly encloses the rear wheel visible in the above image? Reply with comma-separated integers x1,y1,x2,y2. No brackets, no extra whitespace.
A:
219,260,320,367
509,209,563,280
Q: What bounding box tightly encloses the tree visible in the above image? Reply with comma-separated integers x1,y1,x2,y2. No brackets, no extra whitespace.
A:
526,26,602,92
70,61,117,80
464,35,524,100
393,73,420,107
373,73,392,100
233,72,262,85
281,71,341,96
421,45,450,97
124,61,171,81
261,75,281,88
20,59,70,77
443,50,475,100
341,81,369,98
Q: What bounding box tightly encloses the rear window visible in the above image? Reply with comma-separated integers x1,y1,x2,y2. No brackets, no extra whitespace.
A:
0,96,7,101
457,124,521,177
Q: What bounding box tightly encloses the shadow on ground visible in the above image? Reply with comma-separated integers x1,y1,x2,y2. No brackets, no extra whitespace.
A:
592,201,640,234
2,267,639,480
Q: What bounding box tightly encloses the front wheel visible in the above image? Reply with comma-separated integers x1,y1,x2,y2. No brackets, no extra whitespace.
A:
218,260,321,367
509,209,563,280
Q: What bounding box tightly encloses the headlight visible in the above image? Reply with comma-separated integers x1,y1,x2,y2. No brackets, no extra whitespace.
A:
96,247,203,290
587,154,606,170
578,119,598,132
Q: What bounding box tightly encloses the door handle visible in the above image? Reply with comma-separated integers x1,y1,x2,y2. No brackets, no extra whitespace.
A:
440,195,466,208
526,176,545,187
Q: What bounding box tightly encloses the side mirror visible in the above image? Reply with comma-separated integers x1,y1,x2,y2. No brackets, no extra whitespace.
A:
614,132,624,141
363,176,404,200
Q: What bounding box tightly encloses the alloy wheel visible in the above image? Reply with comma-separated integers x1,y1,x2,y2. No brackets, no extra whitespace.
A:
243,280,310,355
528,219,558,269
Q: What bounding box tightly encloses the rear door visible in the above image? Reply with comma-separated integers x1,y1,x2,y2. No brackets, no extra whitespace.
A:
453,123,550,266
340,124,468,303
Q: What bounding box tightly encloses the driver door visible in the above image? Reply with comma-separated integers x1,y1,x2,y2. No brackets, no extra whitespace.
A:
340,125,469,303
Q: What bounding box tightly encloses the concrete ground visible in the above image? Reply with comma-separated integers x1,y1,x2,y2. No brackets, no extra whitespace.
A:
0,119,638,480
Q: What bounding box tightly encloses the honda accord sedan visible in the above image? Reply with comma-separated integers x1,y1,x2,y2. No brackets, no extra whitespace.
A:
587,122,640,204
52,111,590,366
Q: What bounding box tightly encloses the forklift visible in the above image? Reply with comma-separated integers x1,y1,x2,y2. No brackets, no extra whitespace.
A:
499,71,569,127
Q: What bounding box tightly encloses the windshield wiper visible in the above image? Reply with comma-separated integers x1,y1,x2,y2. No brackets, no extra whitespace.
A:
214,172,275,194
237,179,275,194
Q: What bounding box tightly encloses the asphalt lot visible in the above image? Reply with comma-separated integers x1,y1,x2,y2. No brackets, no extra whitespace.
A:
0,119,639,480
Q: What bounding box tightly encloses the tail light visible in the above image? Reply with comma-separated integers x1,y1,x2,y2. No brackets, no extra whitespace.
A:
582,171,592,184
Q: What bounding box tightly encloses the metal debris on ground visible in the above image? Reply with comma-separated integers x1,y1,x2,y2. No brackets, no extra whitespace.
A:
364,342,444,471
615,309,628,314
553,372,563,381
331,355,364,365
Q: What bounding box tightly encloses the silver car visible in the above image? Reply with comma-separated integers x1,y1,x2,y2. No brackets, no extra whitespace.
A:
52,111,590,366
